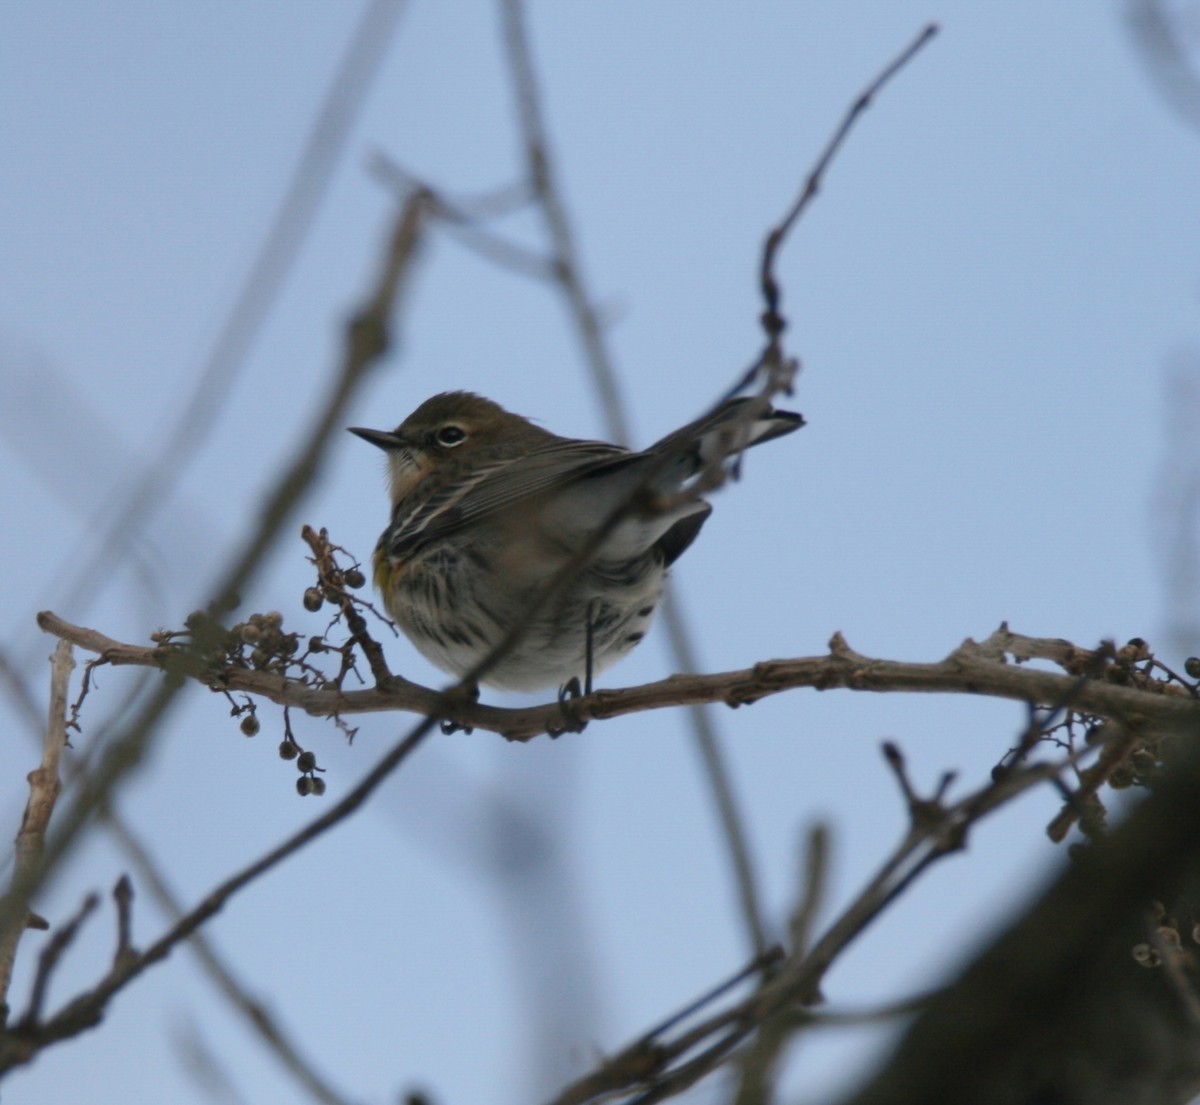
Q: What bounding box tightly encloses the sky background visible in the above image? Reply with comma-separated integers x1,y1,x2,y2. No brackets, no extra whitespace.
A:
3,3,1200,1104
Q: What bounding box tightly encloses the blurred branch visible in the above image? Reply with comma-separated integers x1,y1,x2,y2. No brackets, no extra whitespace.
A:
500,0,770,956
1,190,432,945
733,823,831,1105
1127,0,1200,134
0,713,437,1076
56,0,408,618
1151,351,1200,658
0,641,73,1020
545,743,1064,1105
0,648,46,736
369,153,553,280
499,0,633,442
41,613,1200,743
101,814,363,1105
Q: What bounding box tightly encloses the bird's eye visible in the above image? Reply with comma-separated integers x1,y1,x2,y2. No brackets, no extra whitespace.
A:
435,425,467,447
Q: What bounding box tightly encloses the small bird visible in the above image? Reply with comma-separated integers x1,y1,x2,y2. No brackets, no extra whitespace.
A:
350,392,802,693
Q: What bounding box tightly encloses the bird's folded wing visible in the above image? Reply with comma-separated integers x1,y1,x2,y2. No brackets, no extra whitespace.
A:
385,438,632,556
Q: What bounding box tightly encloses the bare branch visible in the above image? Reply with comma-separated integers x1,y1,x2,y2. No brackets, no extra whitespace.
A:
99,813,363,1105
544,750,1065,1105
842,717,1200,1105
39,612,1200,743
16,894,98,1030
0,640,73,1019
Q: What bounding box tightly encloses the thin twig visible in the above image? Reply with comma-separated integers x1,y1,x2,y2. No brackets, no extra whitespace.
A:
759,22,939,340
643,946,784,1044
99,812,362,1105
17,894,99,1028
111,876,134,972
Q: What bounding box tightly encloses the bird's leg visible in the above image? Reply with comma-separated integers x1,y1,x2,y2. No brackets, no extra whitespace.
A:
552,676,587,737
438,678,479,735
584,598,598,697
549,602,599,736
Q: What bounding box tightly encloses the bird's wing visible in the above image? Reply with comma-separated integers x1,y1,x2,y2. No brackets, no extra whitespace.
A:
384,438,634,556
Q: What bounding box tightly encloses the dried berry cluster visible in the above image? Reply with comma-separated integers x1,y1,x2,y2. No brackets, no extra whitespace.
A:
1033,638,1200,791
278,736,327,796
141,528,392,796
1057,637,1200,700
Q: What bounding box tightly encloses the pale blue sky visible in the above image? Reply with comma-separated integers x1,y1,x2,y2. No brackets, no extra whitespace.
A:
2,4,1198,1104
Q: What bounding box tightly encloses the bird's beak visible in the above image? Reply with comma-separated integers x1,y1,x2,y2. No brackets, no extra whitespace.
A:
348,426,406,451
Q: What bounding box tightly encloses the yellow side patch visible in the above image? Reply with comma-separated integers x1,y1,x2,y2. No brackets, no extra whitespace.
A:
373,543,418,591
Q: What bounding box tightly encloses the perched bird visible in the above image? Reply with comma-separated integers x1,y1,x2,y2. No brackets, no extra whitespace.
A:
350,391,802,693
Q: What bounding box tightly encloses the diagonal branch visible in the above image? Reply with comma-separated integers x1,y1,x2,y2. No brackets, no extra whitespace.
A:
1,190,433,945
54,0,410,620
759,22,939,340
0,714,436,1075
544,747,1064,1105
